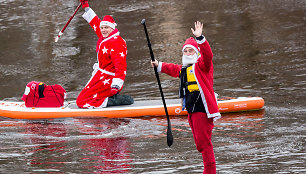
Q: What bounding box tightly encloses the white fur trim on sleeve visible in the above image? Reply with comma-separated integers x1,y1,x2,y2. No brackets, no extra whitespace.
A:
82,8,96,23
24,86,30,95
157,61,163,72
111,78,124,89
196,35,206,44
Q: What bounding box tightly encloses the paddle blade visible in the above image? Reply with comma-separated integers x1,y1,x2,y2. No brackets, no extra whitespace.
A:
167,127,173,147
54,36,59,42
54,31,63,42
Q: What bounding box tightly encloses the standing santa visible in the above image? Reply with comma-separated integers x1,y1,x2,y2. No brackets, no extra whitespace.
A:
77,0,133,108
151,21,220,173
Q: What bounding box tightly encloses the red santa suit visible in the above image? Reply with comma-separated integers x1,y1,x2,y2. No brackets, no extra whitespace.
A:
157,36,220,174
76,8,127,108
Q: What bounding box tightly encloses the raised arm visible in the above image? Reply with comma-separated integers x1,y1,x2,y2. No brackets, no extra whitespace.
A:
80,1,103,38
192,21,213,72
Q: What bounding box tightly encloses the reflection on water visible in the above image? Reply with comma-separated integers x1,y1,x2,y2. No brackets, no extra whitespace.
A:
0,0,305,173
0,119,134,173
1,109,305,173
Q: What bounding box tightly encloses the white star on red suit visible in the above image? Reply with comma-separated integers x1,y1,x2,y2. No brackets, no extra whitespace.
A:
93,93,97,98
102,46,108,54
93,25,97,31
83,103,91,108
103,79,110,85
120,52,125,57
111,49,114,52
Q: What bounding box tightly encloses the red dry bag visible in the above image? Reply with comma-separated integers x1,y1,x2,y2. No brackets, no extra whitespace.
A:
21,81,66,107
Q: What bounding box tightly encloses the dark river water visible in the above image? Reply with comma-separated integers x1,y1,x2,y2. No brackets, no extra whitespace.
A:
0,0,305,173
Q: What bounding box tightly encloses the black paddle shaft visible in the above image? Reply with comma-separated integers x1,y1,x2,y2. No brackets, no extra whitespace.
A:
141,19,173,147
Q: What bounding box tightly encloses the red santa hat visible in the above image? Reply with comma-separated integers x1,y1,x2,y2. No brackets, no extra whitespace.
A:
100,15,117,29
182,37,200,55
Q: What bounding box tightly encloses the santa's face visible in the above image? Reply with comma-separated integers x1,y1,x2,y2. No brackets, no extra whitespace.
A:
183,47,196,56
182,47,198,66
101,25,114,38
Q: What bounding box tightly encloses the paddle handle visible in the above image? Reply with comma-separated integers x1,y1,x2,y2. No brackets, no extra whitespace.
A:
141,19,173,147
55,3,82,42
141,19,156,62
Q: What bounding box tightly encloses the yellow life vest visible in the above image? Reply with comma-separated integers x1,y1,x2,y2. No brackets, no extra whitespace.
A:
180,66,199,92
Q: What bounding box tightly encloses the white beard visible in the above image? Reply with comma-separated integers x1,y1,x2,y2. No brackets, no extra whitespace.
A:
182,53,199,66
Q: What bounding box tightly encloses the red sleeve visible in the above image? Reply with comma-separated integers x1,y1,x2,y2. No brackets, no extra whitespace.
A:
196,40,213,72
161,62,182,78
82,8,102,38
89,16,102,38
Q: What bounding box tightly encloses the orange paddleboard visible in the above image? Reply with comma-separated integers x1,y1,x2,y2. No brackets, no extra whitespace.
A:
0,97,264,119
